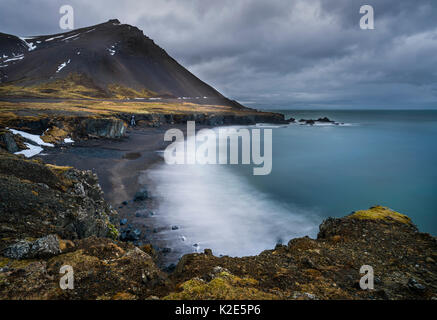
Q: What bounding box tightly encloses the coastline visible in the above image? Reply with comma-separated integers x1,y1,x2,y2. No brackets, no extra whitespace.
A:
39,126,175,265
1,109,436,299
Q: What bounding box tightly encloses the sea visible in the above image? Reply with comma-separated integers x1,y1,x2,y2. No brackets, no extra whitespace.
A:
146,109,437,261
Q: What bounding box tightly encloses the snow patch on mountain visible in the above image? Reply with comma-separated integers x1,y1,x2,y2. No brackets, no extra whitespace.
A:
45,35,64,42
56,59,71,73
3,54,24,63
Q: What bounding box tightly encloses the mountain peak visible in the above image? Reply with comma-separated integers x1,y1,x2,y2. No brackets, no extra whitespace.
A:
0,20,239,105
107,18,121,24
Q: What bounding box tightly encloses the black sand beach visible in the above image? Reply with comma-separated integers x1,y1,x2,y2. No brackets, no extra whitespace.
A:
39,126,178,264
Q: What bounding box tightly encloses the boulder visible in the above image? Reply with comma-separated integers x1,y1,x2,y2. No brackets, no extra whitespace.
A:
3,235,61,259
133,187,148,201
0,132,19,153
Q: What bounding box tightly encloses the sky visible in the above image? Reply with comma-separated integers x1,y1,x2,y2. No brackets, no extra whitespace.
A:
1,0,436,109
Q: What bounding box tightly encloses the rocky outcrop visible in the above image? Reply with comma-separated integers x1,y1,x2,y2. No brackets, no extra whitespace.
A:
1,110,288,151
78,118,126,139
0,130,18,152
0,149,434,300
2,116,127,146
0,151,119,252
0,237,171,299
168,206,437,300
298,117,342,126
3,235,61,260
118,111,290,127
0,192,436,299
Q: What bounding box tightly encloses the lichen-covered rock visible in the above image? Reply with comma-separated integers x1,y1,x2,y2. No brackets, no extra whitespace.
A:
163,271,277,300
347,205,413,224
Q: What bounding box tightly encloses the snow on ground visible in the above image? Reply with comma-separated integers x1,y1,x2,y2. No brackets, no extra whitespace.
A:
9,129,54,147
4,55,24,63
14,143,43,158
107,46,116,55
19,37,36,51
27,42,37,50
56,59,71,73
45,35,64,41
62,34,80,41
64,138,74,143
107,43,119,56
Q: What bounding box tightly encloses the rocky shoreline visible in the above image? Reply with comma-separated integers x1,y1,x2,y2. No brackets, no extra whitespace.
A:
0,153,435,299
0,113,436,300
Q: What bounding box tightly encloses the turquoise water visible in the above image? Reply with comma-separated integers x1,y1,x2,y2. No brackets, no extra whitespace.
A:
148,109,437,259
244,109,437,234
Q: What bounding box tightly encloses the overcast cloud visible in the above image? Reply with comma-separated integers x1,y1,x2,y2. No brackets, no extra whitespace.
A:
0,0,436,108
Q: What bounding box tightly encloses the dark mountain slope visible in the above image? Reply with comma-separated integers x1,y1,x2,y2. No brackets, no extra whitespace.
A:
0,19,232,102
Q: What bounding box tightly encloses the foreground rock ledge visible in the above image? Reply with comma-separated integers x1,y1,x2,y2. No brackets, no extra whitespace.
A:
0,153,436,299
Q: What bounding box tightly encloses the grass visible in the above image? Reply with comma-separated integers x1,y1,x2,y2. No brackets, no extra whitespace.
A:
41,126,70,144
0,73,159,99
163,271,277,300
0,99,266,128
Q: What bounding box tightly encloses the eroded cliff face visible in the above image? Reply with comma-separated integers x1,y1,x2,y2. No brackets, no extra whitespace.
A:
4,116,127,143
116,112,289,127
1,110,287,149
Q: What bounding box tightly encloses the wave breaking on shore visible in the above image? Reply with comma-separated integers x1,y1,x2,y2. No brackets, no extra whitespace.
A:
146,127,319,259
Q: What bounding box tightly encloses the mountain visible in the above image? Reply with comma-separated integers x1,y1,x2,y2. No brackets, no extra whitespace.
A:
0,19,241,106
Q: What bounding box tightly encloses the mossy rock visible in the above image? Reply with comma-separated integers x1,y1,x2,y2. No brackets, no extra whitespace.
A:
163,271,277,300
348,205,412,224
106,223,119,240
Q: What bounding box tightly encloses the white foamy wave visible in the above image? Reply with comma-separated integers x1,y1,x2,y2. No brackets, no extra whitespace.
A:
146,127,319,258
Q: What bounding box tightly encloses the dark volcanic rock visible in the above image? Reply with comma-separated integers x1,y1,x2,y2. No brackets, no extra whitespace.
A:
0,237,171,300
79,118,126,138
133,187,148,201
168,206,437,300
120,228,141,241
3,235,61,259
0,151,119,251
0,131,19,153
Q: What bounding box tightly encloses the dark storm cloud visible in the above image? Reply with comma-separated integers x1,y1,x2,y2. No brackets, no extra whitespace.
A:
0,0,436,108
